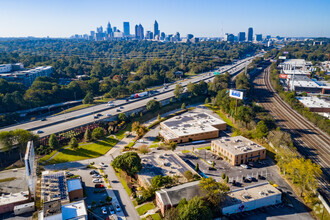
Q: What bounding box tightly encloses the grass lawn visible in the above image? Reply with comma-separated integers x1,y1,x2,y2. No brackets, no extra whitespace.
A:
205,104,234,128
54,104,95,115
39,150,59,164
182,150,190,153
136,202,155,215
149,143,159,148
115,122,132,140
0,177,16,183
197,146,211,150
44,137,119,164
115,170,132,197
127,141,136,148
142,213,161,220
94,97,114,103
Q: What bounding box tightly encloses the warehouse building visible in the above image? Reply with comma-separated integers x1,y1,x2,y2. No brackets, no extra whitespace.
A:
222,182,282,215
155,181,203,216
297,96,330,113
159,112,227,143
40,199,87,220
67,178,83,201
211,136,266,166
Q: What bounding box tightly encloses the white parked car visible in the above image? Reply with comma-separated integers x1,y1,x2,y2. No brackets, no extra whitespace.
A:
100,162,108,167
240,164,249,169
93,179,102,183
101,207,107,215
92,174,102,178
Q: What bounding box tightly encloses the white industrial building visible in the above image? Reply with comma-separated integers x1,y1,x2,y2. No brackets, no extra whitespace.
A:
222,182,282,215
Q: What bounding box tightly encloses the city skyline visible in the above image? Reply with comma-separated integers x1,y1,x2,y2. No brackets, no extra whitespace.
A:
0,0,330,38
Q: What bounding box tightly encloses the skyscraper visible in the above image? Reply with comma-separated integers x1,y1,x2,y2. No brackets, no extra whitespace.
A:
135,24,144,40
123,22,130,36
224,33,234,42
247,27,253,42
160,32,165,40
255,34,262,42
106,22,112,34
154,20,159,39
238,32,246,42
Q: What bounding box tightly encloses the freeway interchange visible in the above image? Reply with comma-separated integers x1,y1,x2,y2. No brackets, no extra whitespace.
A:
0,54,262,137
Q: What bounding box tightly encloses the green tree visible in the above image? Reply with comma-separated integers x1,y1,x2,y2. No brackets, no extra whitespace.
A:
255,120,269,138
174,84,184,99
118,113,127,122
92,127,105,140
199,177,230,207
178,196,212,220
70,137,79,150
151,175,173,189
181,103,186,110
146,99,161,111
112,152,142,176
84,129,92,142
105,196,112,202
49,134,59,149
225,176,229,183
83,92,94,104
222,173,226,179
205,97,210,104
184,170,194,181
195,163,199,172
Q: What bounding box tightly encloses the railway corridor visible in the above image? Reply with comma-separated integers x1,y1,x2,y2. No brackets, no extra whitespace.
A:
252,67,330,198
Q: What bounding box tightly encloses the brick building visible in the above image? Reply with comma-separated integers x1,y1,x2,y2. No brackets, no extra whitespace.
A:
211,136,266,166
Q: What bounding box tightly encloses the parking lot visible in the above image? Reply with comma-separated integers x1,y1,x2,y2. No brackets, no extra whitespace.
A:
69,165,123,220
179,149,275,189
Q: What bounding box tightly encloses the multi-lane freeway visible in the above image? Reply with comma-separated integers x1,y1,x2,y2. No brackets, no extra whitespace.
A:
0,54,262,137
253,66,330,203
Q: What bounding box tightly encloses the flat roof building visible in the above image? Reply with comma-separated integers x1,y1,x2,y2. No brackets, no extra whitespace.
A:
155,181,203,216
211,136,266,166
297,96,330,113
222,182,281,215
285,75,330,94
41,171,69,204
40,199,87,220
0,191,29,214
159,111,226,143
67,178,83,201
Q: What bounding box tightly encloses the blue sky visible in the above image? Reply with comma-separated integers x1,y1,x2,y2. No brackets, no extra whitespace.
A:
1,0,329,38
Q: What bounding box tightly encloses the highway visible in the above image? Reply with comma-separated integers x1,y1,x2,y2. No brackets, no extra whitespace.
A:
0,54,262,137
253,67,330,203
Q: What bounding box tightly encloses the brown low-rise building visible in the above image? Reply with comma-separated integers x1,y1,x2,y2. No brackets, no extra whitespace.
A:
211,136,266,166
159,112,226,143
67,178,83,201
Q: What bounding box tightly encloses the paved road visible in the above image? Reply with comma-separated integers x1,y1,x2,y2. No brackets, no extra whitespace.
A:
0,54,262,137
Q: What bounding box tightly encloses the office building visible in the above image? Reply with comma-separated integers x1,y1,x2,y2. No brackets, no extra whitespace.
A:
135,24,144,40
0,65,53,87
187,34,194,40
156,181,203,216
160,32,166,40
159,111,227,143
238,32,246,42
67,179,83,201
0,192,30,214
145,31,153,40
106,22,112,36
224,33,235,42
41,171,70,204
255,34,262,42
211,136,266,166
123,22,130,36
154,20,160,38
247,27,253,42
173,32,181,41
0,63,24,73
297,96,330,113
222,183,281,215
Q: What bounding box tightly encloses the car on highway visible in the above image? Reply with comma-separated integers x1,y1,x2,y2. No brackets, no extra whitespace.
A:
101,207,107,215
93,115,98,119
109,205,115,215
97,113,102,116
106,113,111,117
119,106,124,109
41,118,47,121
36,130,44,134
92,174,102,178
116,109,120,112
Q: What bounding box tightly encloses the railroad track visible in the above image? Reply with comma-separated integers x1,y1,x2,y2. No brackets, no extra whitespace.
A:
253,66,330,197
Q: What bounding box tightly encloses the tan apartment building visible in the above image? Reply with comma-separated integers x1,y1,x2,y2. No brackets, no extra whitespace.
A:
159,111,226,143
211,136,266,166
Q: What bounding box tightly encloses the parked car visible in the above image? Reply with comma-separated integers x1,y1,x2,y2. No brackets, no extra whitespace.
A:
109,205,115,215
208,167,216,171
100,162,108,167
92,174,102,178
90,170,99,175
115,204,121,212
66,172,74,177
95,184,104,188
240,164,249,169
93,179,102,183
101,207,107,215
258,175,265,180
